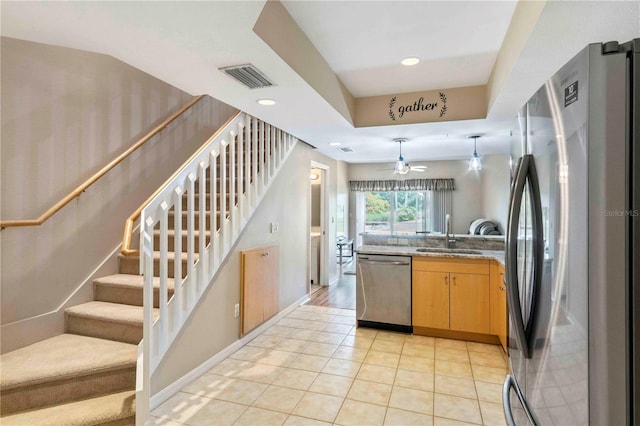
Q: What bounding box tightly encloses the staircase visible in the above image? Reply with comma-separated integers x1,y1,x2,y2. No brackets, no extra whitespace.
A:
0,113,297,424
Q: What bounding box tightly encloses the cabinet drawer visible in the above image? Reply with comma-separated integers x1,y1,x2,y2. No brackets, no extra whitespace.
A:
412,257,490,275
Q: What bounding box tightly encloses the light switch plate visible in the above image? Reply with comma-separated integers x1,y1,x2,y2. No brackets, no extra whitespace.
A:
234,303,240,318
270,222,279,233
388,238,398,244
398,238,409,245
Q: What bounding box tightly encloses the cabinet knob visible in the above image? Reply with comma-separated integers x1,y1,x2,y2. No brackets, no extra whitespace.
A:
262,252,269,257
444,276,449,285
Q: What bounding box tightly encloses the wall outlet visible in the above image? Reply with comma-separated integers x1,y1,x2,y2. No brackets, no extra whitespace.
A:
234,303,240,318
398,238,409,245
270,222,279,233
387,237,398,244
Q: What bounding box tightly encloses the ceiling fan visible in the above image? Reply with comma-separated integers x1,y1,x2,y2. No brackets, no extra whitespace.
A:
389,138,427,175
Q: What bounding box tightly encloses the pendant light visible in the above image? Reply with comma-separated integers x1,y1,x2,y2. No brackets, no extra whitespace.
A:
468,135,482,171
393,138,410,175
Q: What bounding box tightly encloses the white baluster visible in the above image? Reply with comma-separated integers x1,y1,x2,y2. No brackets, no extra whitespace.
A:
172,186,183,327
209,151,218,273
252,118,258,208
237,120,244,228
230,131,237,240
142,215,155,359
186,173,196,305
158,201,169,343
219,140,227,256
198,162,207,294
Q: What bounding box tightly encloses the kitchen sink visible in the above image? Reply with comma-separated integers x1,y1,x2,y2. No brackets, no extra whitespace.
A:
415,248,482,255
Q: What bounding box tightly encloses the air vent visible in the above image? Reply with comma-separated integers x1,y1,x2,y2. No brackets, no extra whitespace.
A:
219,64,274,89
338,147,354,153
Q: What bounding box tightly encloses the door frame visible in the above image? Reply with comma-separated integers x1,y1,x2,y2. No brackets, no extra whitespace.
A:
309,161,330,290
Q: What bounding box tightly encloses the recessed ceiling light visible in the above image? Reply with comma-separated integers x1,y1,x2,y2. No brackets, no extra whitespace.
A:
401,57,420,66
257,99,276,106
329,142,341,146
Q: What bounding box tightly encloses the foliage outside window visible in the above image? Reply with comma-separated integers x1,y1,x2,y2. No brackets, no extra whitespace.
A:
364,191,432,234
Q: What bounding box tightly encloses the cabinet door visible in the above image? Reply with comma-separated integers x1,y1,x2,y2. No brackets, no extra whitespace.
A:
490,262,507,350
412,271,450,329
450,273,490,334
263,246,279,320
242,248,265,334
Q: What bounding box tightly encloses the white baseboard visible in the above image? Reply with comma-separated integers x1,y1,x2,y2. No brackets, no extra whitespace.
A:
149,293,310,411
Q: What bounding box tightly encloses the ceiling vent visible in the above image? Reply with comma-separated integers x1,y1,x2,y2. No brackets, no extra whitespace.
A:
338,147,354,153
219,64,274,89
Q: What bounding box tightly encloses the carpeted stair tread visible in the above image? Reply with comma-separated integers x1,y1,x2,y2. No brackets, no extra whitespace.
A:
0,334,136,391
118,251,200,277
1,390,135,425
153,229,211,239
94,274,175,291
66,301,158,326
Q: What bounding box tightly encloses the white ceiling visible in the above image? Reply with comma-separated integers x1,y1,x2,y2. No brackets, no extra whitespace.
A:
1,1,638,166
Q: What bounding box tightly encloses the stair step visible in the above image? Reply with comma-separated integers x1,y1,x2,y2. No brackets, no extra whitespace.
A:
153,229,211,252
0,390,135,425
168,210,228,230
66,301,158,344
0,334,136,415
118,251,199,278
94,274,174,308
179,193,238,209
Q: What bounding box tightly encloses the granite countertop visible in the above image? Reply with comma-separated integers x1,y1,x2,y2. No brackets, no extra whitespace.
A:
356,245,505,266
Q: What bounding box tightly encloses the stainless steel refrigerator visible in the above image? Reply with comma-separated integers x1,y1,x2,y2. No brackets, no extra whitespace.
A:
503,40,639,425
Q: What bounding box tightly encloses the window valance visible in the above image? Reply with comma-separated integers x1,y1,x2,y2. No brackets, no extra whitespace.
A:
349,178,455,192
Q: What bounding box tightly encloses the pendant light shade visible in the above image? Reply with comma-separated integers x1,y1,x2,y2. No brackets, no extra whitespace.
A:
393,139,410,174
468,135,482,171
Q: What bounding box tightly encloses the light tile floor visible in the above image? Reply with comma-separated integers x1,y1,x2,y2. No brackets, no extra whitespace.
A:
148,305,508,426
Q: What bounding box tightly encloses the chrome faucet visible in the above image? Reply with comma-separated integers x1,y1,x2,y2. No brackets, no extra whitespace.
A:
445,214,455,248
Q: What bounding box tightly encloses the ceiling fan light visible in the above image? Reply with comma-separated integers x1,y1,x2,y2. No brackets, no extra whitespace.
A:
394,159,406,173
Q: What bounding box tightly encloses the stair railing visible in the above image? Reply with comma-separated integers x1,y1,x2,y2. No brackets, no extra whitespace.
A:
133,112,297,422
0,95,205,230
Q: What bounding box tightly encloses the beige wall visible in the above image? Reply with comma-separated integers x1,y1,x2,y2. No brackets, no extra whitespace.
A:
481,154,511,233
152,142,313,392
0,38,237,352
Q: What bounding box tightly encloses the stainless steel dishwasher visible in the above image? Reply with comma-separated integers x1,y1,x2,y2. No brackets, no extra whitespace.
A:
356,254,412,333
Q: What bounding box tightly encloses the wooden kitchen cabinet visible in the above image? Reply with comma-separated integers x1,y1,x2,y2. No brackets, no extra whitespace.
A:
241,245,279,336
490,261,507,351
412,271,450,329
412,257,491,336
449,273,490,334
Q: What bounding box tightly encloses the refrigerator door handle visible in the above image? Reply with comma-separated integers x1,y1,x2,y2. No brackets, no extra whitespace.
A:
525,155,544,350
506,156,531,358
503,375,537,426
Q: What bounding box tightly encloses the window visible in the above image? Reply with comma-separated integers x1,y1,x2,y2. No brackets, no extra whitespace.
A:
361,190,433,234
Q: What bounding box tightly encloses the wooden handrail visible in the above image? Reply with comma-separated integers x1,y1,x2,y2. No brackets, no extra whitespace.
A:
0,95,206,230
121,110,242,257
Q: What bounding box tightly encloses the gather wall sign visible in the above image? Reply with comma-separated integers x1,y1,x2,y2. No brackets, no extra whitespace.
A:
354,85,486,128
388,92,447,121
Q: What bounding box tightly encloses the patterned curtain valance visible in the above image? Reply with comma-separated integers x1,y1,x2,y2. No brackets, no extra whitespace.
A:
349,178,455,192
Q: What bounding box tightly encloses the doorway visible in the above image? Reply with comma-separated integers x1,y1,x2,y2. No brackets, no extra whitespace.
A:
309,166,324,295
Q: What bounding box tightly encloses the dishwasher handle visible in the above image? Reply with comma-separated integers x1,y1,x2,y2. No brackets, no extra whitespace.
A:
358,259,411,266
